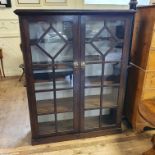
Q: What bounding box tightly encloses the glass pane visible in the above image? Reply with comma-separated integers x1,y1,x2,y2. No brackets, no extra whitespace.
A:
85,44,102,63
29,21,50,40
102,87,119,107
55,55,73,89
85,88,100,109
57,112,73,132
85,64,102,87
105,46,122,62
31,45,52,63
85,18,125,63
55,44,73,62
38,114,55,135
34,82,53,91
36,92,54,115
101,108,117,127
33,68,54,82
38,29,65,58
53,20,73,41
104,63,121,84
84,109,100,129
56,89,73,113
35,91,53,101
85,20,104,42
93,28,115,55
106,20,125,39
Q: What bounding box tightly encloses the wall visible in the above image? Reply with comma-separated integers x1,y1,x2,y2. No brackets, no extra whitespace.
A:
0,0,130,76
150,0,155,3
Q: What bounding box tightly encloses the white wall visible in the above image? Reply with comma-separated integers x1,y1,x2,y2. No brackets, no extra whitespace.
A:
0,0,134,76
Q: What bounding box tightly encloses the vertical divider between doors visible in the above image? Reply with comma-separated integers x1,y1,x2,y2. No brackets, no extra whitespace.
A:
79,15,85,132
73,15,80,132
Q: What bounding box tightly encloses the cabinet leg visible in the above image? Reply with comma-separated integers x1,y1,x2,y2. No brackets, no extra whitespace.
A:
142,135,155,155
19,69,24,81
1,59,5,78
0,69,2,79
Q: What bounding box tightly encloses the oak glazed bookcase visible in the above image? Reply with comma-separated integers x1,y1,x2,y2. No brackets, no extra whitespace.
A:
15,9,135,144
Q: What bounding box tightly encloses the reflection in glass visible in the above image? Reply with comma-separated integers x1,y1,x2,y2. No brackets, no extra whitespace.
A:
85,64,102,86
104,63,121,84
57,112,73,132
34,81,53,91
35,91,53,101
102,87,119,107
101,108,117,127
84,109,100,129
56,89,73,112
38,114,56,135
85,88,100,109
105,47,122,62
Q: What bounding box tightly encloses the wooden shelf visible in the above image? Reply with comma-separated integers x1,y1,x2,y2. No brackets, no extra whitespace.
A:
38,119,73,135
85,113,116,130
33,70,73,83
37,98,73,115
85,55,121,64
85,95,118,109
85,76,120,86
37,94,118,115
38,114,116,135
32,61,73,70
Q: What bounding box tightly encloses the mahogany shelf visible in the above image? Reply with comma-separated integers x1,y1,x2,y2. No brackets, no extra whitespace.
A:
38,119,73,135
37,94,118,115
38,114,116,135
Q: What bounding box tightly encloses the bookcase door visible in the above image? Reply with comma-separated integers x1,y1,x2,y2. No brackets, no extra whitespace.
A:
28,15,80,136
80,15,131,131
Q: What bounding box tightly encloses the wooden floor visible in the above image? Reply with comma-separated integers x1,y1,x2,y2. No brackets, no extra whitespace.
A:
0,77,155,155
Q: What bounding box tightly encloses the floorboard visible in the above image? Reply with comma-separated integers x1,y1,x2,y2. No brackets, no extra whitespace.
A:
0,77,155,155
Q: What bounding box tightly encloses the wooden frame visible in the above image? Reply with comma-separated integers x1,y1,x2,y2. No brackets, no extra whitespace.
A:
0,0,11,7
43,0,67,6
15,9,135,144
16,0,41,7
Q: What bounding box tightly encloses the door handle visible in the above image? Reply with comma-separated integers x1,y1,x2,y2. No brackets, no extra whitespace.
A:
73,61,79,69
81,62,85,68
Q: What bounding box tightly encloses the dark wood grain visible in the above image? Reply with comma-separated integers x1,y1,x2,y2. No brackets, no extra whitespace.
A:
125,6,155,131
16,9,134,144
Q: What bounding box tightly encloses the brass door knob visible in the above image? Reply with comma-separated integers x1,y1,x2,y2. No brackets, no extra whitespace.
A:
81,62,85,68
73,61,79,69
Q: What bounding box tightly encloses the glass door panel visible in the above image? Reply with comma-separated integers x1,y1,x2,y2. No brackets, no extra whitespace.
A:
38,114,56,135
85,64,102,87
102,87,119,107
84,109,100,129
85,88,100,109
104,63,121,85
29,16,78,135
101,108,117,127
82,16,125,130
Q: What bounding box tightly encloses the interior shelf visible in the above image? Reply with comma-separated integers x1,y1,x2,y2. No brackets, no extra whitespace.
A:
38,113,116,135
85,76,120,86
85,113,116,130
38,119,73,135
37,98,73,115
37,94,118,115
33,70,73,83
85,95,118,109
32,61,73,70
